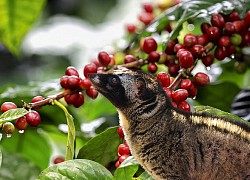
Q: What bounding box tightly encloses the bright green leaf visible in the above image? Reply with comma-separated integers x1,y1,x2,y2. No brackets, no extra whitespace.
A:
37,159,113,180
195,81,241,112
54,100,75,161
0,0,46,56
0,148,41,180
138,171,154,180
77,126,122,166
0,108,29,124
113,156,139,180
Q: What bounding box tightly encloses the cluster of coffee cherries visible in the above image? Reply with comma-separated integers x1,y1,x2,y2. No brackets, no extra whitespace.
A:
115,126,131,168
125,1,180,34
60,66,98,108
0,98,42,137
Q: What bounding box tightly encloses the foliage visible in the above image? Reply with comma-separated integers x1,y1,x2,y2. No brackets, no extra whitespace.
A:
0,0,249,179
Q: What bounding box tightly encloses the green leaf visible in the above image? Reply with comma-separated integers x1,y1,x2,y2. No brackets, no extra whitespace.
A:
77,126,122,166
194,105,250,127
195,81,241,112
113,156,139,180
138,171,154,180
37,159,113,180
0,129,51,170
0,108,29,124
0,148,41,180
54,100,75,161
0,0,46,56
0,148,2,168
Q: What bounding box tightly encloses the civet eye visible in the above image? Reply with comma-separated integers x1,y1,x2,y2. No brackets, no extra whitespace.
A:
109,76,120,86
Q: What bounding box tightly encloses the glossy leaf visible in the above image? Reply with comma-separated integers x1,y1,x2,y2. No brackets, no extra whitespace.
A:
113,156,139,180
195,81,241,112
54,100,75,161
0,108,29,124
138,171,154,180
0,149,41,180
77,126,122,166
37,159,113,180
0,0,46,55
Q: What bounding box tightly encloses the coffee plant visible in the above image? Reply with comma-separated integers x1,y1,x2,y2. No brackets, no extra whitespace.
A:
0,0,250,179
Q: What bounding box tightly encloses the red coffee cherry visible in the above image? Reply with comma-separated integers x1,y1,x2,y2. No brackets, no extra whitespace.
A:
196,34,209,46
98,51,111,67
172,89,189,103
188,83,198,98
86,86,99,99
73,92,84,108
65,66,79,77
201,53,214,67
53,156,65,164
178,101,191,112
178,50,194,69
83,63,97,78
15,116,28,131
183,34,197,48
80,78,92,90
148,62,158,73
180,79,192,90
126,24,136,34
142,37,157,54
26,110,41,127
163,87,172,98
31,96,44,103
168,63,180,76
165,39,178,55
64,92,79,105
219,36,231,47
214,46,227,61
60,75,70,89
124,55,136,64
193,72,210,87
211,13,225,29
200,22,211,34
138,12,154,25
206,26,221,42
143,2,154,13
191,44,206,59
224,22,236,36
117,126,125,139
1,102,17,113
148,51,160,62
119,155,130,163
67,76,80,89
118,142,130,156
157,72,170,87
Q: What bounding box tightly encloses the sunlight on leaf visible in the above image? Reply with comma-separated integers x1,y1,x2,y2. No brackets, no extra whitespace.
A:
0,0,46,55
0,108,29,124
53,100,75,161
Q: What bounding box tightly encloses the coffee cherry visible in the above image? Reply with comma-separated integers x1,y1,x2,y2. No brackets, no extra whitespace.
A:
86,86,99,99
211,13,225,29
233,20,245,33
244,11,250,27
148,62,158,73
191,44,206,59
53,156,65,164
26,110,41,127
119,155,130,163
138,12,154,25
1,102,17,113
124,55,136,64
227,45,236,56
117,126,124,139
225,11,241,22
193,72,210,87
183,34,197,48
73,92,84,108
118,142,130,156
31,96,44,103
2,122,15,136
142,37,157,54
65,66,79,77
178,101,191,112
178,50,194,69
173,44,185,53
67,76,80,89
168,63,180,76
115,160,120,168
98,51,111,66
196,34,208,46
15,116,28,130
172,89,189,103
224,22,236,36
83,63,97,78
218,36,231,47
188,83,198,98
80,78,92,90
214,46,227,61
65,92,79,105
180,79,192,90
201,22,211,34
165,39,177,55
234,61,247,74
148,51,160,62
206,26,221,42
157,72,170,87
201,53,214,67
163,87,172,98
143,2,154,13
230,33,242,46
60,75,70,89
126,24,136,34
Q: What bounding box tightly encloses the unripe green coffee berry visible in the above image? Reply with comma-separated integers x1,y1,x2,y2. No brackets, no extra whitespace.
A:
2,122,15,137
